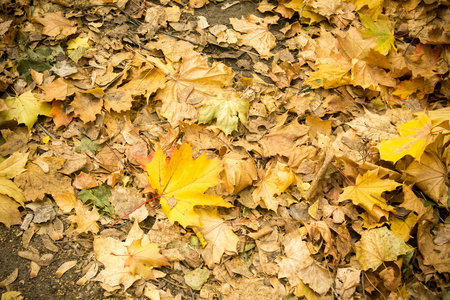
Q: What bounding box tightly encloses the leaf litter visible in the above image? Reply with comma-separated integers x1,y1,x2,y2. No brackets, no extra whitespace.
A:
0,0,449,299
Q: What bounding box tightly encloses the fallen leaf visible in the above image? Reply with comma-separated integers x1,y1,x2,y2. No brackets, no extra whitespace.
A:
0,194,22,228
354,227,413,271
338,168,400,221
152,55,234,126
197,208,239,268
230,14,278,58
50,101,75,129
14,157,72,202
67,200,100,234
184,268,210,290
404,151,448,207
144,144,232,227
198,92,249,135
253,162,296,211
0,91,51,130
418,221,450,273
221,152,258,194
33,12,77,37
378,114,435,163
360,14,396,55
125,239,169,280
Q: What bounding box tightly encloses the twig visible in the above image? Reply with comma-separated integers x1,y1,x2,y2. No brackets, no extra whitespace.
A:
36,123,60,139
158,30,204,47
305,150,335,201
105,142,126,169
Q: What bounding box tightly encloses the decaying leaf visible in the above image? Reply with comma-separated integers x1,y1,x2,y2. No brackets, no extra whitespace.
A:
354,227,413,271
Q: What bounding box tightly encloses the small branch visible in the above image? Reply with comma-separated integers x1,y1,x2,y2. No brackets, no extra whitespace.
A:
305,150,335,201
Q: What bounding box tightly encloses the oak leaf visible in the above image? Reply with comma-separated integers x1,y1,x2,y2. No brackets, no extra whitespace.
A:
354,227,413,271
144,144,232,228
338,168,400,221
198,92,249,135
378,114,435,163
0,91,51,130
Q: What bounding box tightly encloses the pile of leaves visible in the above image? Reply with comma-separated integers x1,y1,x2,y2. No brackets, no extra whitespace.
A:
0,0,449,299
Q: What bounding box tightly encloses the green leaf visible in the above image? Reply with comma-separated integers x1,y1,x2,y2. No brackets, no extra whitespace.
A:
360,13,396,55
198,93,249,135
78,185,114,215
0,91,52,130
74,137,102,155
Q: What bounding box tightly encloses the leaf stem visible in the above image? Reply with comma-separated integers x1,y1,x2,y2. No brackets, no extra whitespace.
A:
111,194,162,226
330,162,357,187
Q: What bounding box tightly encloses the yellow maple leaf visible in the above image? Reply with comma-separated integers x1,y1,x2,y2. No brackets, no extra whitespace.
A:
338,168,400,221
378,114,435,163
144,144,232,228
126,239,169,280
252,162,296,211
360,14,396,55
0,91,51,130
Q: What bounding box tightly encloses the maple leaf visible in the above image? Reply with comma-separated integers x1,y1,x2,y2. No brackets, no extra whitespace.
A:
0,194,22,228
378,114,435,163
404,151,449,208
253,162,296,211
50,101,75,129
67,200,100,234
0,152,28,208
344,0,384,20
338,168,400,221
38,78,68,101
149,55,234,126
354,227,413,271
144,144,232,228
284,0,326,24
14,157,72,202
66,36,94,62
126,238,169,280
71,92,103,123
230,14,279,58
121,55,166,100
0,91,51,130
196,208,239,268
198,92,249,135
392,77,439,100
360,14,396,55
33,12,77,37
